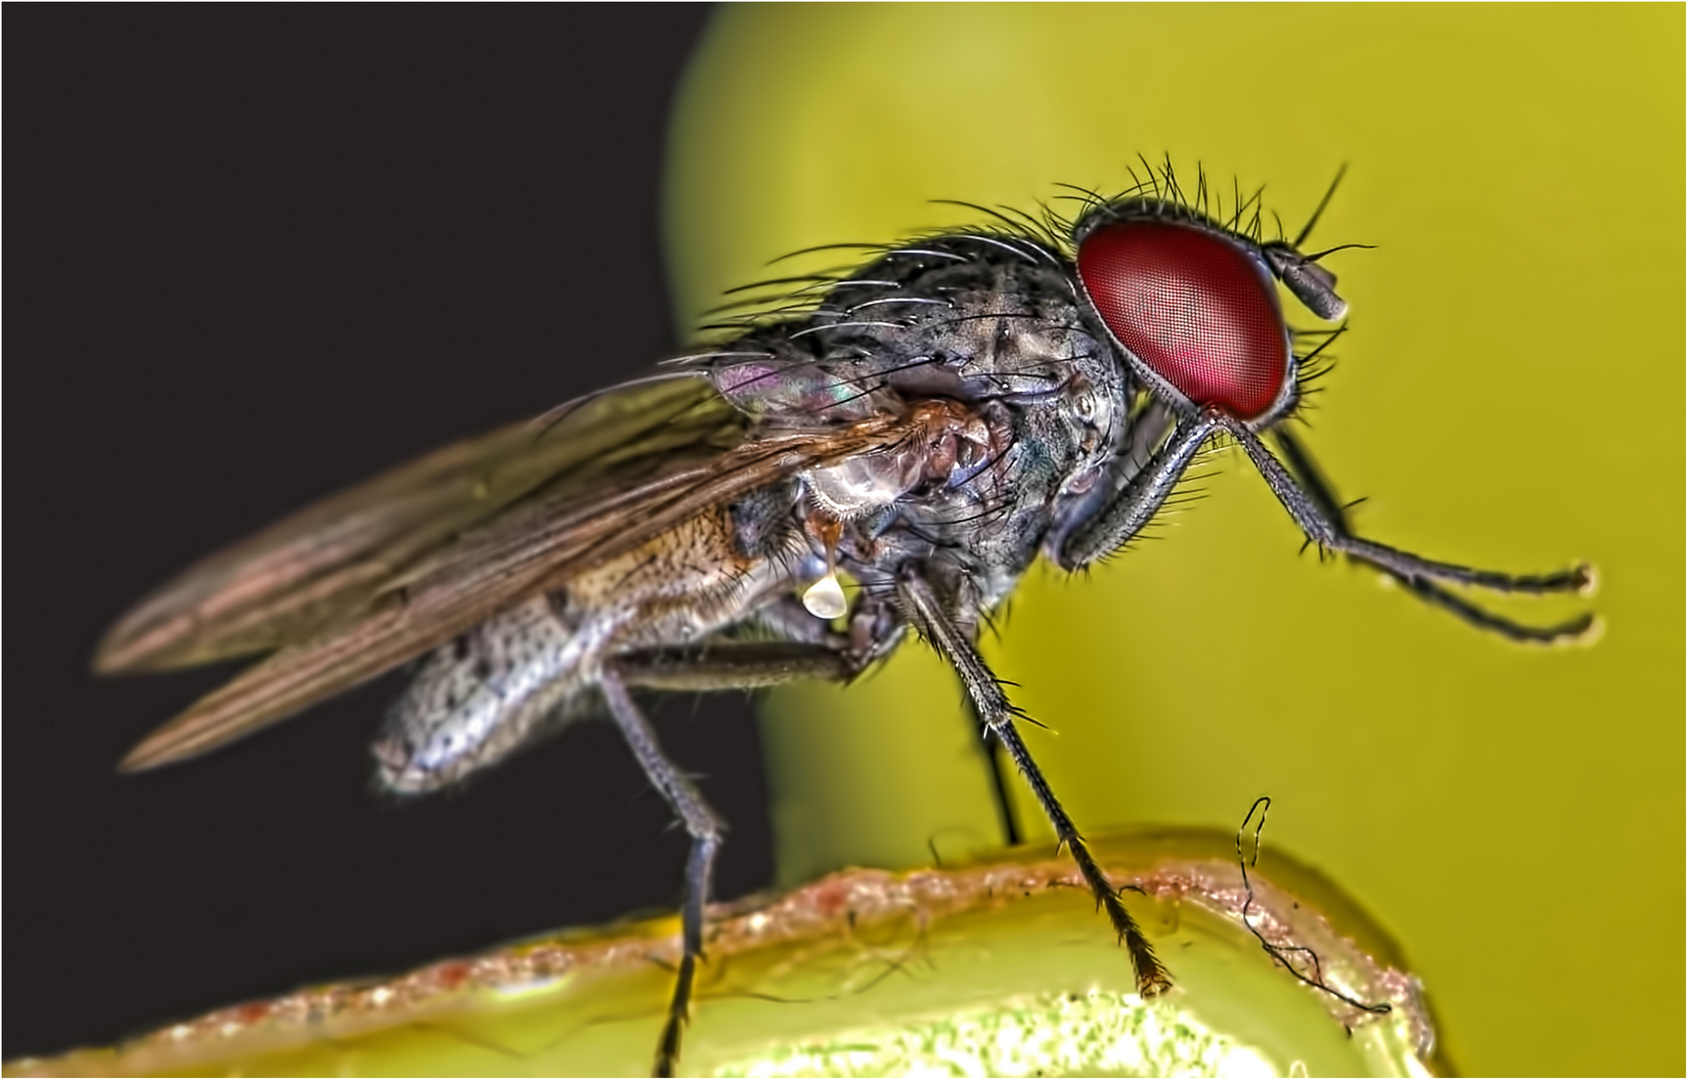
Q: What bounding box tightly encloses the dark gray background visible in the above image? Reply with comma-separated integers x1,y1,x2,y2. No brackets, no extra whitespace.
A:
4,6,784,1059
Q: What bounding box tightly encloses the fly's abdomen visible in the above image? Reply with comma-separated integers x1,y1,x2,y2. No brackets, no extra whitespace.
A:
373,594,596,794
373,505,805,794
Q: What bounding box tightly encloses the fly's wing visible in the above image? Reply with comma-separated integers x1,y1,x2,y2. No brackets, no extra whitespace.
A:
106,376,919,771
96,376,734,674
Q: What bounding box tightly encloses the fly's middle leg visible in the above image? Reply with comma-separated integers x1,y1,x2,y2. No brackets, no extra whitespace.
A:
599,666,725,1079
617,640,856,691
897,571,1173,999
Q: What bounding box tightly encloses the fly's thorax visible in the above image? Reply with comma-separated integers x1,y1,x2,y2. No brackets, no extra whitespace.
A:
708,236,1125,432
802,399,1001,519
801,381,1131,624
706,235,1140,629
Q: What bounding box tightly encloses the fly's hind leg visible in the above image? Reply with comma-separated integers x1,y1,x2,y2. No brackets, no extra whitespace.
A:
630,636,1027,848
599,665,725,1079
604,640,858,1077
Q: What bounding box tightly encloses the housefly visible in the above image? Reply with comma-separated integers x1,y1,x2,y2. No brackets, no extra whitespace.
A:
97,164,1593,1076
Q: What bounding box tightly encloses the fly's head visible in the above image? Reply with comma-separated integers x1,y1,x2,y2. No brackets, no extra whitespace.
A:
1069,193,1350,431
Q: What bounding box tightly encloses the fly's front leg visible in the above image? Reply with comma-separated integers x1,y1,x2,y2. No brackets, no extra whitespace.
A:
599,665,726,1078
602,639,862,1077
1222,418,1595,641
897,572,1173,998
1057,408,1592,642
1270,428,1593,643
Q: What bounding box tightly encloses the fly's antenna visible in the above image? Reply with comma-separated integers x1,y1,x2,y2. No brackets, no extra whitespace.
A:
1293,164,1349,249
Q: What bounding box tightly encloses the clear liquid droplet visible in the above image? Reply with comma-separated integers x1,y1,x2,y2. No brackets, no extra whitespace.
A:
802,573,847,620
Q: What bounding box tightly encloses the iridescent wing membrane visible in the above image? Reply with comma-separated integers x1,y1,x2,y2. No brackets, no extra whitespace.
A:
98,375,911,770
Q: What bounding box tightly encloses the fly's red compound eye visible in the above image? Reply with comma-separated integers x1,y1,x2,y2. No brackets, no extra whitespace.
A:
1078,221,1288,420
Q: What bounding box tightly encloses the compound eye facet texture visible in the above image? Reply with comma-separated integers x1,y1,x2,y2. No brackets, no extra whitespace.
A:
1078,221,1288,419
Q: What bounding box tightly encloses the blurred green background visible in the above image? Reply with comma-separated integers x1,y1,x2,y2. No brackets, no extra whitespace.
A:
666,5,1682,1077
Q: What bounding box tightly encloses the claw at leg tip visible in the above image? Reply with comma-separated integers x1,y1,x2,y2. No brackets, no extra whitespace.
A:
1565,614,1605,648
1138,972,1175,998
1575,562,1598,597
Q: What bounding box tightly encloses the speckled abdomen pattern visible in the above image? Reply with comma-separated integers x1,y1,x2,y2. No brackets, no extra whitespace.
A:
372,594,598,794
